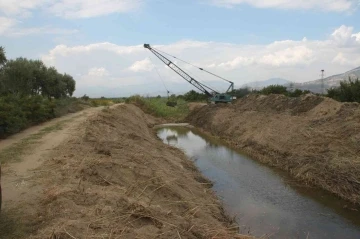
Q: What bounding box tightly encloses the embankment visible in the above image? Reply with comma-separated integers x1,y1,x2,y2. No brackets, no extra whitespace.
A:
186,94,360,205
25,104,243,238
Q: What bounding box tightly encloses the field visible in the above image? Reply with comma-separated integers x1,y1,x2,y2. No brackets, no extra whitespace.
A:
126,95,189,120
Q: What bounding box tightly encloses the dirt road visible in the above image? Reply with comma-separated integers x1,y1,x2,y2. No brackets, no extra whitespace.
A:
0,104,243,239
1,106,108,206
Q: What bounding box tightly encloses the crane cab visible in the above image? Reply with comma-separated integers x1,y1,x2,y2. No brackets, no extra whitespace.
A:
210,93,233,104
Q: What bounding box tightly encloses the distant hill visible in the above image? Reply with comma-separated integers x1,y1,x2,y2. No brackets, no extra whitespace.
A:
241,78,291,89
239,67,360,94
293,66,360,93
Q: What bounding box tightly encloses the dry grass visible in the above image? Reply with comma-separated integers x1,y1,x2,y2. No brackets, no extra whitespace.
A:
9,104,252,239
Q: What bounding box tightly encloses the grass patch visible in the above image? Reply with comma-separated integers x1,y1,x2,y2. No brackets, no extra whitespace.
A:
0,119,70,164
126,96,189,120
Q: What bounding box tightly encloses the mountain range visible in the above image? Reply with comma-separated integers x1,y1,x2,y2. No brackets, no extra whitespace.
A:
294,66,360,93
241,66,360,93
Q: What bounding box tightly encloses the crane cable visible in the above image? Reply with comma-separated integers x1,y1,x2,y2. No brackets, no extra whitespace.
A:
152,47,233,84
152,47,222,93
148,56,170,96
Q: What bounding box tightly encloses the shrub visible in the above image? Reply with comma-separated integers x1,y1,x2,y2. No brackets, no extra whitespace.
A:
182,90,208,102
229,88,251,98
0,95,86,138
327,77,360,103
260,85,288,95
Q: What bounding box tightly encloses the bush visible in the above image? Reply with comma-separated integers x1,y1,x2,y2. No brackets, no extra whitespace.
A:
0,95,86,138
229,88,251,98
327,77,360,103
182,90,208,102
260,85,288,95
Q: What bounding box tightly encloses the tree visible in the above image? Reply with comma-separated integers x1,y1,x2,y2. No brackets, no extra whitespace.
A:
229,87,251,98
327,77,360,103
260,85,288,95
0,46,6,66
0,46,7,94
2,58,34,95
62,73,76,97
182,90,208,102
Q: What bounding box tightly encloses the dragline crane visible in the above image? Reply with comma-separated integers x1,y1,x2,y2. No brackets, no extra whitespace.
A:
144,44,235,104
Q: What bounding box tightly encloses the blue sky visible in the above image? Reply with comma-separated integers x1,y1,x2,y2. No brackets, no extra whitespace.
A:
1,0,360,97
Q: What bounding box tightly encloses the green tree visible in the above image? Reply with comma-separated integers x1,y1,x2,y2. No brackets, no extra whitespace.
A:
62,73,76,97
229,87,251,98
0,46,6,66
2,58,34,95
260,85,288,95
327,77,360,103
182,90,208,101
0,46,7,94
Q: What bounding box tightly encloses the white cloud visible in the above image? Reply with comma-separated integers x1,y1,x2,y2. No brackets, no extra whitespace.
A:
218,56,255,69
332,52,360,65
0,0,142,18
259,46,314,66
4,26,78,37
0,17,16,34
44,43,143,59
129,58,154,72
41,25,360,97
331,25,360,46
88,67,110,77
0,0,47,17
0,14,77,37
48,0,142,18
208,0,357,12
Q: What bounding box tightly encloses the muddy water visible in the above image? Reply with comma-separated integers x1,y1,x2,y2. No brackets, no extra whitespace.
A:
157,126,360,239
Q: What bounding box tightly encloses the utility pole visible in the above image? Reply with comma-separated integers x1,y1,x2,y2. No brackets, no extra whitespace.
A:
321,69,325,94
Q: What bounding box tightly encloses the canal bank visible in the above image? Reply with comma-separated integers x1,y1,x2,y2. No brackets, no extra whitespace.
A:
157,125,360,239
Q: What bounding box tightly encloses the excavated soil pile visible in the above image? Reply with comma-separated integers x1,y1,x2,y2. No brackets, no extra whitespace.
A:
186,94,360,205
26,104,243,239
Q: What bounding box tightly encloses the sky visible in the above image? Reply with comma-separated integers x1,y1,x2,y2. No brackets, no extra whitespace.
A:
1,0,360,97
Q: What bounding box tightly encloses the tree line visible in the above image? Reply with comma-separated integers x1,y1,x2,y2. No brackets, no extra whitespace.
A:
0,47,75,98
0,46,77,138
173,77,360,104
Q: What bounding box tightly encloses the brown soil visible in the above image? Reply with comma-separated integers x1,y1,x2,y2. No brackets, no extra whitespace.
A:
1,104,246,239
188,103,208,112
186,94,360,205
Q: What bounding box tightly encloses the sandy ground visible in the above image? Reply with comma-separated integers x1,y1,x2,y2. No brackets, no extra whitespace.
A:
186,94,360,205
0,104,245,239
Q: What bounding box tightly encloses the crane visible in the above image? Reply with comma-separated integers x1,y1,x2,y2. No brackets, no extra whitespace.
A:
144,44,235,104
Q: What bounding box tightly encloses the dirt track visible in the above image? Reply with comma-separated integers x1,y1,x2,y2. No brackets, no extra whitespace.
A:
186,94,360,205
0,104,243,239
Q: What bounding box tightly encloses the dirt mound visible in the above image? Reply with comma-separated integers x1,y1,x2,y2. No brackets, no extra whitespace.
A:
233,94,326,115
188,102,207,111
22,105,244,239
186,94,360,205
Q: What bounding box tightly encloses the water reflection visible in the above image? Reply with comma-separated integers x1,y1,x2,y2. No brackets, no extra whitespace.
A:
157,127,360,239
